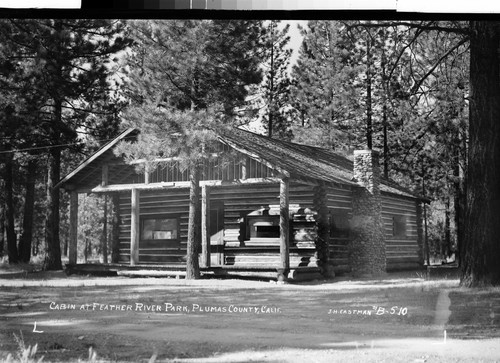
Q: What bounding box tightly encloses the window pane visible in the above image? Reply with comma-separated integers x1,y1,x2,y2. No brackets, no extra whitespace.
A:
330,212,350,238
142,218,177,240
393,215,406,238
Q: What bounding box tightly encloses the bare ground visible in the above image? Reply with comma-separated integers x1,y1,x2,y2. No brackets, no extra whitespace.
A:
0,271,499,362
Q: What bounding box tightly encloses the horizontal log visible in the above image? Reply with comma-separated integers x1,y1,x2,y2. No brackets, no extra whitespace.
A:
381,207,417,216
138,241,183,249
294,242,316,248
326,196,352,205
326,206,353,212
326,186,352,195
224,260,317,268
386,262,423,271
381,192,420,203
92,178,284,193
139,255,186,263
385,238,419,243
386,256,421,263
224,247,299,253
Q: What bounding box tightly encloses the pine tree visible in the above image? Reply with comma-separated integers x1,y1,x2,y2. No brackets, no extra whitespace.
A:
1,19,131,269
116,105,224,279
126,19,264,114
461,21,500,286
289,21,363,151
122,20,266,279
259,21,292,140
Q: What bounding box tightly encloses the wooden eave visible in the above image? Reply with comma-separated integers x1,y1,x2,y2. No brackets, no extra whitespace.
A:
56,128,139,191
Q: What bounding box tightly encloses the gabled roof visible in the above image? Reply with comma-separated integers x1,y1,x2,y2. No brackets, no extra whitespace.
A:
217,128,357,187
217,128,423,200
57,127,424,201
55,128,139,190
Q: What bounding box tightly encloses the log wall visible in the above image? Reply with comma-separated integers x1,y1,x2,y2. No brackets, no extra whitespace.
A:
325,185,353,274
381,193,423,271
117,182,318,268
116,182,423,272
117,189,191,264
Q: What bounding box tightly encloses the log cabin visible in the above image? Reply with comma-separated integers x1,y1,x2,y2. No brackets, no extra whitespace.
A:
57,127,429,280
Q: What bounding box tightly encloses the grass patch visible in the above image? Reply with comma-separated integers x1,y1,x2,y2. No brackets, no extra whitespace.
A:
447,288,500,339
2,332,43,363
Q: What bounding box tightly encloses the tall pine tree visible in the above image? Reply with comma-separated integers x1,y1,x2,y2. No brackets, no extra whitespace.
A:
122,20,266,278
259,21,292,140
290,21,363,151
3,19,130,269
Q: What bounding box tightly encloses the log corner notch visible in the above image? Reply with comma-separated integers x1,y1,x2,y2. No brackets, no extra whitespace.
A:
277,176,290,282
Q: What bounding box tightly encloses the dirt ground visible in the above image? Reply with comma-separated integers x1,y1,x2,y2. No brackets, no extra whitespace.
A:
0,271,499,362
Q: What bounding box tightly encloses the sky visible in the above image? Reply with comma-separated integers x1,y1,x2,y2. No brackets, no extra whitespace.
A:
285,20,307,70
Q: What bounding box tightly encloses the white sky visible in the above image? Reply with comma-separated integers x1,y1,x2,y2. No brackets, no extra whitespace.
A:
0,0,81,8
0,0,498,12
283,20,307,70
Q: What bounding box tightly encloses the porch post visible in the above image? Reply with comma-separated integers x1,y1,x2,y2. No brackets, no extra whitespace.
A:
130,188,140,265
68,190,78,265
201,185,211,268
279,177,290,280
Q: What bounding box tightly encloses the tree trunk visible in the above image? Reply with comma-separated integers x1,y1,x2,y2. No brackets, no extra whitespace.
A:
18,159,37,263
268,23,275,138
186,165,201,279
4,153,18,264
366,37,373,150
382,105,389,178
444,197,451,258
421,167,431,266
43,148,63,270
453,132,465,266
0,207,5,258
381,29,389,179
461,21,500,287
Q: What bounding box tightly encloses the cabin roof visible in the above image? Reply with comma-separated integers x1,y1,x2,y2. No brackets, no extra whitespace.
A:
57,127,424,201
56,128,139,190
217,128,423,201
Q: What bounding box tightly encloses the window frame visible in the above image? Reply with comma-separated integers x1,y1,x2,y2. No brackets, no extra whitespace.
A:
140,215,180,242
329,210,351,239
245,215,281,241
392,215,407,238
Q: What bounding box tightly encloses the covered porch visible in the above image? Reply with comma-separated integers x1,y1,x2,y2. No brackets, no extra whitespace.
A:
65,178,323,281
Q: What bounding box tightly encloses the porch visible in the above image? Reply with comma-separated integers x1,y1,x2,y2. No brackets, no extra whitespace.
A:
65,262,323,281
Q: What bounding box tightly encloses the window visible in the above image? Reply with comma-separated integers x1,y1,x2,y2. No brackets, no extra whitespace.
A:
392,215,407,238
246,215,280,239
141,217,178,240
329,212,350,238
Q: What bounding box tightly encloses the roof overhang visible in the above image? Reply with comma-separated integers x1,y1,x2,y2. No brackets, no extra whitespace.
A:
55,128,138,190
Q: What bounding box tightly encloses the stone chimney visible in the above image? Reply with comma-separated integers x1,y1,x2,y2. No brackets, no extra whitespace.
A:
350,150,386,276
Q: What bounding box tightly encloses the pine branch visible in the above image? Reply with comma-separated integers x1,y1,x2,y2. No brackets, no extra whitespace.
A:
345,20,469,35
409,37,469,96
